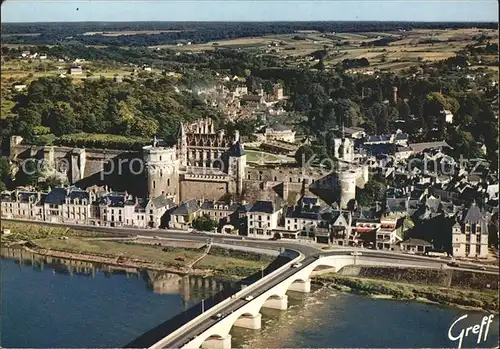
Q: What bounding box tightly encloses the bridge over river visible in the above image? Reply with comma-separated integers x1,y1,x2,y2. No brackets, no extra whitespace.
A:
125,248,476,349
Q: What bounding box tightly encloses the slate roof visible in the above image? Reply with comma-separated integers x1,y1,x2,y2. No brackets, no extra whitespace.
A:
401,238,433,247
250,200,278,214
43,187,67,205
68,188,89,201
409,141,450,153
394,133,409,141
200,200,239,211
171,199,201,215
366,135,392,143
151,195,175,208
463,202,484,223
228,141,246,157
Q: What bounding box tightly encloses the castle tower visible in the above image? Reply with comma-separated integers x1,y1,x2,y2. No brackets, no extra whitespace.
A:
393,86,398,103
143,143,179,201
338,170,356,209
340,137,354,162
177,123,188,168
227,141,246,195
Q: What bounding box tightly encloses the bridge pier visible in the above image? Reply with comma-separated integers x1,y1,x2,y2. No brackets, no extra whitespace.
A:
201,334,231,349
233,313,262,330
262,295,288,310
288,279,311,293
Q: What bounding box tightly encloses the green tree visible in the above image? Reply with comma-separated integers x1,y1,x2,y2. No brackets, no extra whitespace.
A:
295,145,315,166
192,214,219,231
0,157,11,191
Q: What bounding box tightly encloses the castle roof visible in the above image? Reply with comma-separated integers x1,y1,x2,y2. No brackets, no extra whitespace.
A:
228,141,246,157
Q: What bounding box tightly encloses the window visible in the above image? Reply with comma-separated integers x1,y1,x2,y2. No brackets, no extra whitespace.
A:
476,225,481,234
465,223,470,233
476,244,481,255
465,244,470,255
153,181,156,189
167,178,170,186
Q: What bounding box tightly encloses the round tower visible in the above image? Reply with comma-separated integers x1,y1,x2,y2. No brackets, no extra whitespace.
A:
143,145,179,201
338,170,357,209
393,86,398,103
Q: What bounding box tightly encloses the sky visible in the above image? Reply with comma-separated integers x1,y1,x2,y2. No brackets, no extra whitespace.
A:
1,0,498,23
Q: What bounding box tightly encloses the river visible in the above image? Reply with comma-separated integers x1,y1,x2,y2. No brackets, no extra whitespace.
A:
1,249,498,348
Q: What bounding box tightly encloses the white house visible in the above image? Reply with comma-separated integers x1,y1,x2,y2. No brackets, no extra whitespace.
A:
247,200,282,239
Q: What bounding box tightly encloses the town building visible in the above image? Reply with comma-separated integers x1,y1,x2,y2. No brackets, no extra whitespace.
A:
263,123,296,143
168,199,201,230
451,203,489,258
247,200,282,239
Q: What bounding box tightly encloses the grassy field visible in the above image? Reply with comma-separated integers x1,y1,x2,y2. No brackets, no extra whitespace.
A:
161,28,497,72
1,221,113,241
33,237,205,264
245,149,295,164
194,254,270,278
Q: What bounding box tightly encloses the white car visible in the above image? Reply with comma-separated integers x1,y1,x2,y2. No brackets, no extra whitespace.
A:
292,263,302,268
244,295,254,301
350,252,362,256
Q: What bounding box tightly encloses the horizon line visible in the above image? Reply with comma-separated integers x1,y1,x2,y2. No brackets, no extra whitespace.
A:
3,19,498,24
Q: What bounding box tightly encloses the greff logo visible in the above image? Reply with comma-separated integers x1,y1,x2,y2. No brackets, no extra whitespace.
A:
448,314,495,349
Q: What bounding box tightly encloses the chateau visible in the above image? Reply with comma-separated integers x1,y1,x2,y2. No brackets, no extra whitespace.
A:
8,118,369,208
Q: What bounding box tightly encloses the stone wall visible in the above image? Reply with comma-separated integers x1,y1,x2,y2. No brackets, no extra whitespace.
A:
180,179,228,202
10,144,146,195
338,265,498,291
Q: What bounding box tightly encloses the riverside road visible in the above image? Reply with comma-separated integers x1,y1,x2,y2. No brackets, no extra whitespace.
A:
5,218,497,274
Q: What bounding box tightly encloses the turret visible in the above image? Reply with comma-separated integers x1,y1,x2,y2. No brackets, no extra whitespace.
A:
338,170,356,210
177,123,188,168
143,144,179,201
227,141,246,195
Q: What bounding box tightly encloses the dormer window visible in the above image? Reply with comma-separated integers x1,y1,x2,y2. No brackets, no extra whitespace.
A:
465,223,471,233
476,225,481,234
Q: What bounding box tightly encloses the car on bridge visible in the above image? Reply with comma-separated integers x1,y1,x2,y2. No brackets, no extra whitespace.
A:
211,313,223,320
244,295,254,301
292,263,302,268
350,252,362,256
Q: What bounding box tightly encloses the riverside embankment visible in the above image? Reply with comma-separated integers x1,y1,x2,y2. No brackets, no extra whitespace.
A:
1,221,274,279
314,265,499,313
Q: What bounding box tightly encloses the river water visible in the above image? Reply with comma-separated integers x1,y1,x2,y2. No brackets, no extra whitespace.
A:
1,249,498,348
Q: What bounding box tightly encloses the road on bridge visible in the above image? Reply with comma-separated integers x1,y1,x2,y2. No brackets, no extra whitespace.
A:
148,249,492,349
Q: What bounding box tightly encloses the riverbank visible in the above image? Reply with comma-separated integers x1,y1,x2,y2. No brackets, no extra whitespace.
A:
1,221,273,279
314,273,499,313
